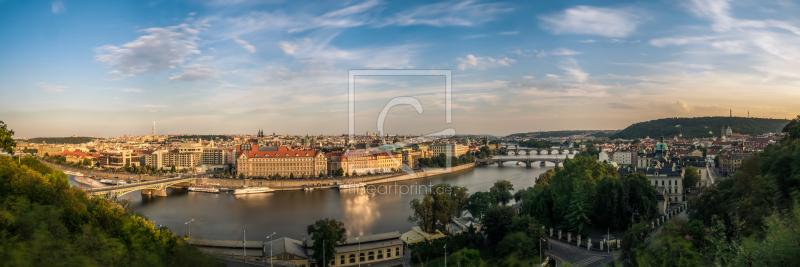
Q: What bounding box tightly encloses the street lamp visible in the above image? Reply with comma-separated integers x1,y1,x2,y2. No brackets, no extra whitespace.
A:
184,219,194,240
444,244,447,267
539,238,546,262
267,232,276,267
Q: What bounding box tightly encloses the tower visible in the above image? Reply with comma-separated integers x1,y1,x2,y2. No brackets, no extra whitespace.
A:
730,109,732,117
152,120,156,136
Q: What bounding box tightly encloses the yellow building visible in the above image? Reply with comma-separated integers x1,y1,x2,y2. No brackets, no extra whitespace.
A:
430,143,468,158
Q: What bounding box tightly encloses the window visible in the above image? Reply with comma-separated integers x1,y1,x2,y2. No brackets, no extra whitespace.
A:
340,255,345,265
349,254,355,263
377,253,383,260
396,247,400,256
386,249,391,258
368,251,374,261
360,253,365,262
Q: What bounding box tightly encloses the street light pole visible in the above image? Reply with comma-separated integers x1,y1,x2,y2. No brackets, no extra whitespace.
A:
444,244,447,267
539,238,546,262
267,232,276,267
184,219,194,240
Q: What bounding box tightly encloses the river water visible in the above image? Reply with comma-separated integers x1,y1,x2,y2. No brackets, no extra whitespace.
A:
67,154,572,242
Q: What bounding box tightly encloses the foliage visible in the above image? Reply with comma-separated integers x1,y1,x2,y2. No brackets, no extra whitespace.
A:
18,136,96,144
465,192,494,221
448,248,485,267
635,223,703,267
683,166,701,189
307,218,347,266
0,121,15,155
495,232,536,258
409,232,484,264
620,222,650,267
565,180,592,234
0,155,221,266
489,180,514,205
417,154,474,168
409,184,469,234
610,116,789,139
482,205,516,244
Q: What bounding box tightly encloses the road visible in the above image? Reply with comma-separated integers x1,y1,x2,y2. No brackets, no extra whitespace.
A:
546,239,616,267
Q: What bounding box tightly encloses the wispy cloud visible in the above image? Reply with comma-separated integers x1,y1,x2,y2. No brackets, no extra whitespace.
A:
382,0,513,27
233,37,256,53
51,0,65,14
539,6,642,38
499,31,519,35
558,58,589,83
37,82,66,93
122,88,142,93
457,55,516,71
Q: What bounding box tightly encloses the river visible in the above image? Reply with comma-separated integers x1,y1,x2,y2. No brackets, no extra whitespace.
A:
66,154,572,242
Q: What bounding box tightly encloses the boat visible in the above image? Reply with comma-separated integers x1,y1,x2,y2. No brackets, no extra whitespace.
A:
74,175,105,187
100,178,116,185
338,182,366,189
187,185,220,193
303,185,315,191
233,186,274,195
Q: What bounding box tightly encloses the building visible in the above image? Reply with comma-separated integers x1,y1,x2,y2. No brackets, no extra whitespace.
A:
98,150,140,169
719,153,752,175
326,150,377,175
618,165,684,203
263,237,309,267
446,217,483,235
304,232,404,267
237,145,327,178
430,143,468,158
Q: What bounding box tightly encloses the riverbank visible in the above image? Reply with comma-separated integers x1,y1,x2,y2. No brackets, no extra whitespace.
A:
195,163,476,190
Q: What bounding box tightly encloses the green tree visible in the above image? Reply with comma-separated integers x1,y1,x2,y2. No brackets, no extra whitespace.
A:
448,248,485,267
495,232,536,258
490,180,514,205
620,222,650,267
636,223,703,267
483,205,517,244
466,191,494,221
408,194,436,233
0,120,16,155
565,180,592,234
593,176,626,230
307,218,347,267
683,165,701,189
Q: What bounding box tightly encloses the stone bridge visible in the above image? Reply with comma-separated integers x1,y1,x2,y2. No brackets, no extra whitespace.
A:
501,145,579,155
85,176,195,200
476,156,565,168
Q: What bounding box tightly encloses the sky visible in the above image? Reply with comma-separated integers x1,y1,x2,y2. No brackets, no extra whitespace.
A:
1,0,799,138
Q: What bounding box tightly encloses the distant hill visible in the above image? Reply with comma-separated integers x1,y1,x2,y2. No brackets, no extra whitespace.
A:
610,117,790,139
18,137,96,144
508,130,620,139
167,135,234,141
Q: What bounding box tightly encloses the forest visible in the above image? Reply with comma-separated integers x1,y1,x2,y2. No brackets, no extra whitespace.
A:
17,137,96,144
610,116,789,139
0,156,223,266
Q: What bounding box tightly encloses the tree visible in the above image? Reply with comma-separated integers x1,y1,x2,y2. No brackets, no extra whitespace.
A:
620,222,650,267
495,232,536,258
483,205,516,244
170,165,176,173
565,180,591,234
622,172,659,225
448,248,485,267
465,192,494,221
0,120,16,155
408,194,436,233
593,177,626,230
636,223,703,267
307,218,348,267
490,180,514,205
683,166,701,189
336,167,344,176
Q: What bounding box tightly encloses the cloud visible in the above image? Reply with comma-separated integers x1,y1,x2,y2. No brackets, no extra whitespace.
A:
546,74,560,79
142,104,167,108
507,79,578,92
550,48,582,56
499,31,519,35
37,82,66,92
539,6,641,38
122,88,143,93
169,67,222,81
608,102,639,109
94,24,202,78
457,55,516,71
382,0,513,27
579,39,596,43
558,58,589,83
51,0,65,14
278,41,299,55
233,38,256,53
668,100,692,113
464,34,488,39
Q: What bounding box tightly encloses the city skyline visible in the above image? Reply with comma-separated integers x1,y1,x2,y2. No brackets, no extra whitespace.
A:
2,0,800,137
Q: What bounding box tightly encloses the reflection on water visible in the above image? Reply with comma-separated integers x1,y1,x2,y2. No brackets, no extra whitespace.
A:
116,165,552,241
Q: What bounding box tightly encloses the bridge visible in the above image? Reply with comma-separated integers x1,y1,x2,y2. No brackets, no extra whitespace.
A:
85,176,195,200
476,156,568,168
500,146,579,156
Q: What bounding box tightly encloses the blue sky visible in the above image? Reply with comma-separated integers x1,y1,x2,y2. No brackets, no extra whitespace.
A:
1,0,799,137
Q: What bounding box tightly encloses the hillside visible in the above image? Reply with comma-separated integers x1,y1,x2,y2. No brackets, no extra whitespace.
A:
610,117,790,139
508,130,619,139
18,137,96,144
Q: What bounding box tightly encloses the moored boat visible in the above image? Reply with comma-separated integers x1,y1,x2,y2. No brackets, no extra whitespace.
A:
188,185,220,193
233,186,274,195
